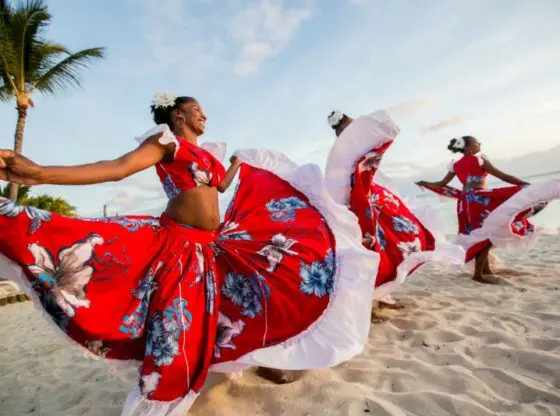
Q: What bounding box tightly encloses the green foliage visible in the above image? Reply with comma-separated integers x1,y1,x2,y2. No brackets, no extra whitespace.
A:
0,0,105,102
1,183,77,216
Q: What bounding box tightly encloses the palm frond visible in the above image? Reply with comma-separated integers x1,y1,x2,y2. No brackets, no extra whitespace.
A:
0,1,16,92
0,83,11,101
32,46,105,94
8,0,51,89
25,41,68,80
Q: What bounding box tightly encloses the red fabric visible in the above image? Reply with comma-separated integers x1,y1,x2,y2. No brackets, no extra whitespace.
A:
423,184,539,261
155,136,226,198
348,140,435,288
0,166,336,404
451,155,488,185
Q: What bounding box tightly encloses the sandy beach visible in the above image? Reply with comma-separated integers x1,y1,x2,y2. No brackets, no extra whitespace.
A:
1,235,559,416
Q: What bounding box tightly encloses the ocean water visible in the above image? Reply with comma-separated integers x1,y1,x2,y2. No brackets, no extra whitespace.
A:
415,172,560,236
138,172,559,236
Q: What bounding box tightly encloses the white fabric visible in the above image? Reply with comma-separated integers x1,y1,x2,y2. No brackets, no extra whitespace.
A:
325,110,400,206
477,153,487,166
122,387,197,416
199,141,227,162
447,160,455,173
373,196,465,299
456,179,560,253
378,294,396,305
324,110,465,300
135,124,180,157
135,125,226,163
0,251,142,369
210,148,379,372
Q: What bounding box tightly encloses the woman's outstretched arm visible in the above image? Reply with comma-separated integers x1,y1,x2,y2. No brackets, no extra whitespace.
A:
482,156,529,186
416,171,456,188
217,156,243,193
0,135,170,186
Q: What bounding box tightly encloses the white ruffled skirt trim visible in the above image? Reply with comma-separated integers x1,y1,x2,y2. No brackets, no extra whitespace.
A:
0,251,142,369
122,387,197,416
456,179,560,254
0,150,380,414
210,148,379,373
324,110,465,300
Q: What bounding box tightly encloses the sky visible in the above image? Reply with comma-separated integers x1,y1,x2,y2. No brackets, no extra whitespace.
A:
1,0,559,216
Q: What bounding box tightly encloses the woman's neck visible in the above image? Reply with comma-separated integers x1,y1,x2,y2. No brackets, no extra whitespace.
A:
174,127,199,145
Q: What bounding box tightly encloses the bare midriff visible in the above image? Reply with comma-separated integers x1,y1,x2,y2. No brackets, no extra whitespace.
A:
463,181,487,192
165,186,221,230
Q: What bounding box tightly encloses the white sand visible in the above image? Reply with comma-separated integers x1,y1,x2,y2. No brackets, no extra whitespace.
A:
1,235,559,416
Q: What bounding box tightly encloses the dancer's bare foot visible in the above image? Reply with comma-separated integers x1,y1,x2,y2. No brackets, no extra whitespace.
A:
473,275,498,284
378,301,405,310
255,367,305,384
371,309,389,323
482,267,494,276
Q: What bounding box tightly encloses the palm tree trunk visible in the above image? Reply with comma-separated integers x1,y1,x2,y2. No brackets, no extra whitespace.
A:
8,106,27,201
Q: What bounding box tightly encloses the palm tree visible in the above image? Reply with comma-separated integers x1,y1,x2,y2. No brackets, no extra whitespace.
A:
1,183,77,215
0,0,105,201
24,193,77,216
0,182,30,202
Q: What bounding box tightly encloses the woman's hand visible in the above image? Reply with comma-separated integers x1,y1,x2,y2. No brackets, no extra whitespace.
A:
229,155,241,166
415,180,428,187
0,150,42,185
218,155,244,193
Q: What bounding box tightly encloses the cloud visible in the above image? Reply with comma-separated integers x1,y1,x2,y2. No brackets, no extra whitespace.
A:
385,97,439,121
128,0,315,78
104,190,164,212
421,117,465,135
229,0,315,76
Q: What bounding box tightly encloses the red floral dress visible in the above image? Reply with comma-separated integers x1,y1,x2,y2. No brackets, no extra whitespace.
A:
421,154,552,261
325,111,461,300
0,125,377,415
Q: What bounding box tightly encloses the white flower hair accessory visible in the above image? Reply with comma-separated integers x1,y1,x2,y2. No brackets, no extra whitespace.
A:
451,137,466,151
328,110,344,129
152,92,177,109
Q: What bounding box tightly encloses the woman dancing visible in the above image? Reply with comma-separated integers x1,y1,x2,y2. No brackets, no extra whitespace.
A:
416,136,558,284
0,93,377,415
325,110,464,317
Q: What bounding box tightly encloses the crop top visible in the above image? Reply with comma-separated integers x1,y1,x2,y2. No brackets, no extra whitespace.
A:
448,154,488,186
136,124,226,199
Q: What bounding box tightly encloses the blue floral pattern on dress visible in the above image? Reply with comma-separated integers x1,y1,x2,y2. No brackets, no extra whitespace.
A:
466,175,484,185
218,221,252,241
107,217,160,232
120,263,160,338
221,272,270,318
376,223,387,250
299,250,335,297
214,312,245,358
162,175,181,199
146,297,192,367
465,190,490,206
205,269,217,314
0,199,51,234
266,196,308,223
392,216,420,235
